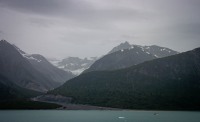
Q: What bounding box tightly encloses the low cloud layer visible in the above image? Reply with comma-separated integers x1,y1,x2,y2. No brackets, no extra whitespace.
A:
0,0,200,58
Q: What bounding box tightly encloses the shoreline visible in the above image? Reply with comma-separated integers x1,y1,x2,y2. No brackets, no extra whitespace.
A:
32,99,118,110
31,100,200,111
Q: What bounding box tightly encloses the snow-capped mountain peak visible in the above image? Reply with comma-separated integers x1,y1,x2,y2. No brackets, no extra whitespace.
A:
108,41,179,58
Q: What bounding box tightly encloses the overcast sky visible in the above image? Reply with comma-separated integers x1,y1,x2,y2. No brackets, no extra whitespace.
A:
0,0,200,59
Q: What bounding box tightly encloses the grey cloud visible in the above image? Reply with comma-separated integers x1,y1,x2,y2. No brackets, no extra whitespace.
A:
0,0,95,17
0,0,153,33
0,0,149,22
0,0,63,15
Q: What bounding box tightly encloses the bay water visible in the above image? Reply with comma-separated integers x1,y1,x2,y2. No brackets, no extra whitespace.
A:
0,110,200,122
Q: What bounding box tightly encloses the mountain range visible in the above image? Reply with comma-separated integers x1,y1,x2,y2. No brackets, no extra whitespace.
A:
51,47,200,110
0,40,74,93
1,39,200,110
49,41,178,75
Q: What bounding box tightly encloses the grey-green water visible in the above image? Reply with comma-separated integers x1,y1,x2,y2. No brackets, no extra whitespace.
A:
0,110,200,122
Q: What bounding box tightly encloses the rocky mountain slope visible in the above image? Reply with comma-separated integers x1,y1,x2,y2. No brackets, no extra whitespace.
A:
0,40,74,92
14,47,74,85
0,73,41,102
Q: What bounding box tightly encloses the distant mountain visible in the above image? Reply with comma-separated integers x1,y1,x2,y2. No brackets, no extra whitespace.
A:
85,42,178,72
49,57,97,75
51,47,200,110
0,40,74,92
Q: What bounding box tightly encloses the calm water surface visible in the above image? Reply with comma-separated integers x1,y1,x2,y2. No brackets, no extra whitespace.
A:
0,110,200,122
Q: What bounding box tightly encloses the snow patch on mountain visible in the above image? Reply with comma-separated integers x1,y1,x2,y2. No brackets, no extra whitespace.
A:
48,57,97,76
14,45,42,62
22,54,42,62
